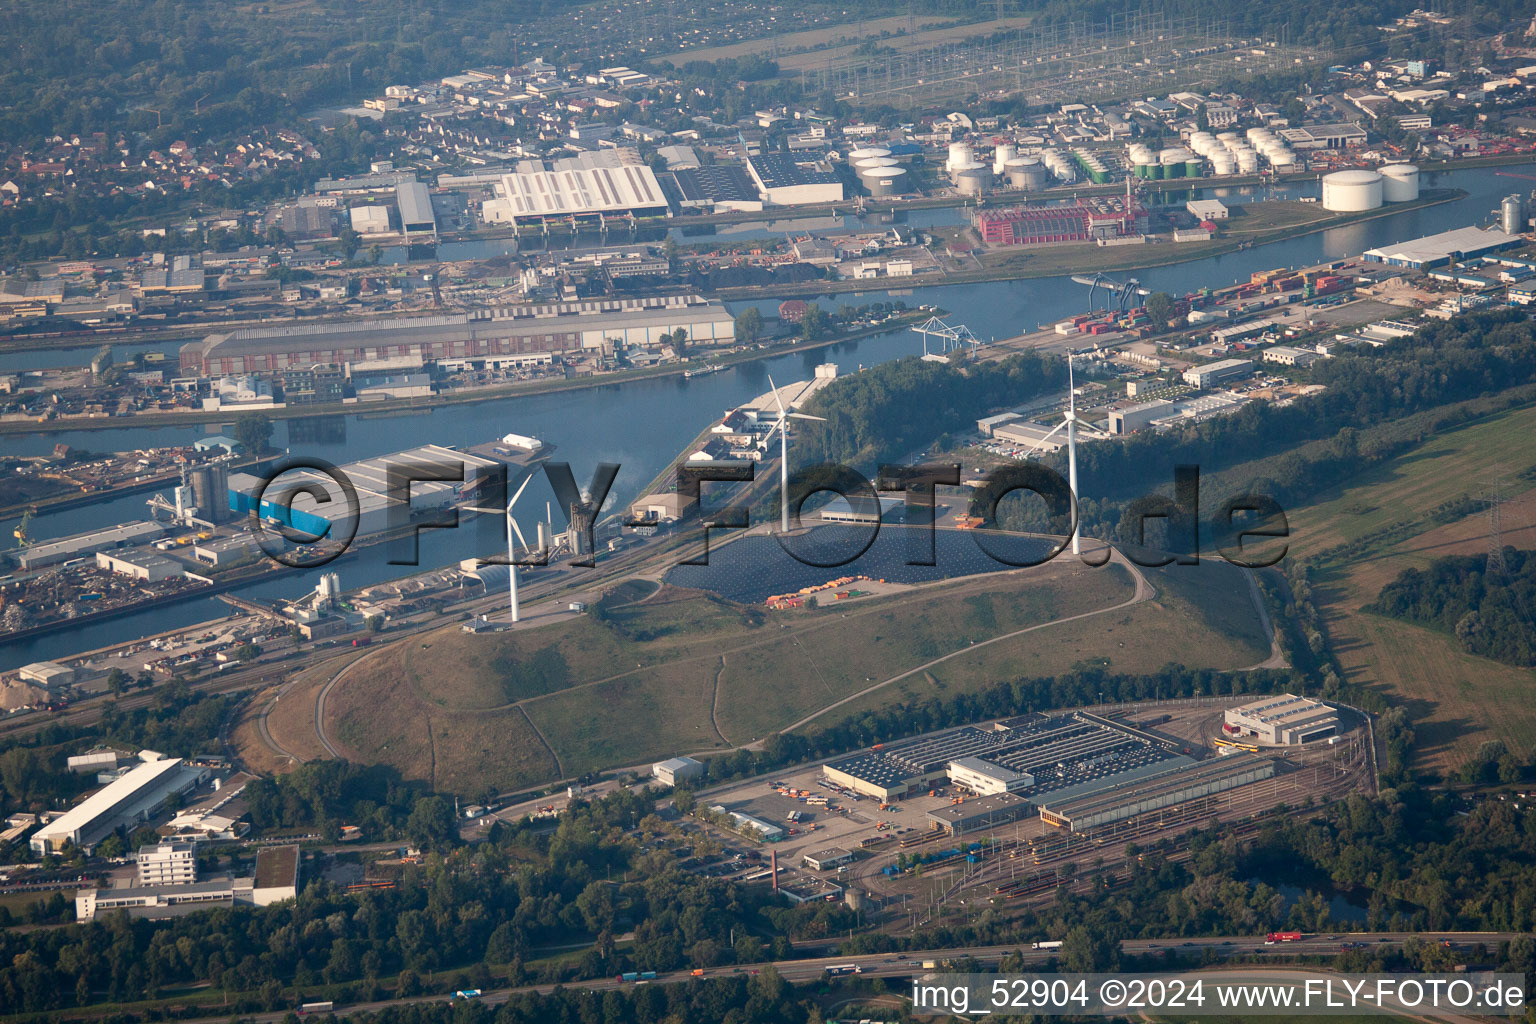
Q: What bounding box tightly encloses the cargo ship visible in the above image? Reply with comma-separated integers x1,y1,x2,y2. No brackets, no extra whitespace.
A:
683,363,725,379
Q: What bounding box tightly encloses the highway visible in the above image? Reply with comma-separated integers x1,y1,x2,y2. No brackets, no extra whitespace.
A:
166,931,1520,1024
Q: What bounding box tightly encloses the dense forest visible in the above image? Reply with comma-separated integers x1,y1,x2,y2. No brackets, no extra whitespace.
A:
1369,548,1536,666
797,350,1063,468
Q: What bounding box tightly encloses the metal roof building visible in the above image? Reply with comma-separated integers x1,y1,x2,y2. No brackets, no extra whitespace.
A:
1362,226,1522,269
746,154,843,206
396,182,436,235
32,757,208,854
484,164,668,224
1224,693,1341,745
13,520,168,570
1038,752,1274,831
180,297,736,375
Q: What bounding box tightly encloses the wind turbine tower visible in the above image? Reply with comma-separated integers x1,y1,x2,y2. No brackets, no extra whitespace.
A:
766,375,827,533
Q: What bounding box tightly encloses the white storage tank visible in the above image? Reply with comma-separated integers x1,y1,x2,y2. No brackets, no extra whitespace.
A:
1211,153,1236,176
1322,169,1384,212
954,165,992,195
848,147,891,163
1379,163,1420,202
947,141,974,172
1501,194,1526,235
993,143,1015,174
864,166,908,197
1159,147,1187,165
1268,149,1296,171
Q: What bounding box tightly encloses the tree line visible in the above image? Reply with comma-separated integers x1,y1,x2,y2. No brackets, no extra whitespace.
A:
1369,548,1536,667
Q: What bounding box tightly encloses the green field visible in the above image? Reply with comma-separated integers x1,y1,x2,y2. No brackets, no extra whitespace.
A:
1272,400,1536,772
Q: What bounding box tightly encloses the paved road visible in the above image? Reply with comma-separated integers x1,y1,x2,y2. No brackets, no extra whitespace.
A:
167,931,1519,1024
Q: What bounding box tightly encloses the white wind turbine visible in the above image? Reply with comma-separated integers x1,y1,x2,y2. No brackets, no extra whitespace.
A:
467,471,540,623
1017,357,1111,555
765,374,827,533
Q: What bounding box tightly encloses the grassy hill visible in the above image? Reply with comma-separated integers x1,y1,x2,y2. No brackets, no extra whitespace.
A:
321,548,1274,793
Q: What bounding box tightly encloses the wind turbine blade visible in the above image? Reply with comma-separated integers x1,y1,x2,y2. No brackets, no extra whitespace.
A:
507,513,529,549
767,375,786,415
1067,358,1076,416
463,505,503,514
787,412,826,422
1021,419,1067,458
507,471,534,510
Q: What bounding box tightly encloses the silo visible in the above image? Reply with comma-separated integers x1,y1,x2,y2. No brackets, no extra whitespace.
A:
189,464,230,522
1502,194,1527,234
947,141,973,172
1321,169,1384,212
846,889,866,911
864,165,907,197
1006,158,1048,190
1379,164,1420,202
993,142,1015,175
954,165,992,195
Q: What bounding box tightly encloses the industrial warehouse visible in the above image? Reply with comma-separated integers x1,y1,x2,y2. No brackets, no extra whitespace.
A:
1223,693,1342,745
31,755,210,855
822,712,1193,805
696,696,1371,916
227,444,504,541
179,295,735,375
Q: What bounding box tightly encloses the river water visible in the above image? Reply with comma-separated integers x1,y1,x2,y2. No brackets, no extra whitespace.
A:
1,162,1529,668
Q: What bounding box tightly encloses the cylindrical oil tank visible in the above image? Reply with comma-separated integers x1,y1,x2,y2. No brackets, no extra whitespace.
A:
1159,147,1186,165
1236,150,1259,175
851,157,889,173
1321,169,1384,212
954,165,991,194
1268,149,1296,171
864,166,907,197
1502,194,1526,234
947,141,973,172
1245,126,1271,143
1379,163,1420,202
848,146,890,163
1006,158,1048,190
993,143,1014,174
1184,159,1203,178
1210,154,1235,176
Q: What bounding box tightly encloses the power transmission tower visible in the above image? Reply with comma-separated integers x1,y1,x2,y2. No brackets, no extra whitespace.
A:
1483,472,1508,577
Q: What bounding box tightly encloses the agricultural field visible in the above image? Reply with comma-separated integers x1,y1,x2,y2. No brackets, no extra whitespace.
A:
1284,401,1536,772
666,14,1036,74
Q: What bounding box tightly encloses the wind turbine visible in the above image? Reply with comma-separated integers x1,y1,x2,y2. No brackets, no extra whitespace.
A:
467,471,540,624
765,374,827,533
1017,357,1111,555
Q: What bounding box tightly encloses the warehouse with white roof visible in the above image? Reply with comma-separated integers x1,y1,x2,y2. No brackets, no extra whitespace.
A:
31,756,209,854
483,163,668,225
